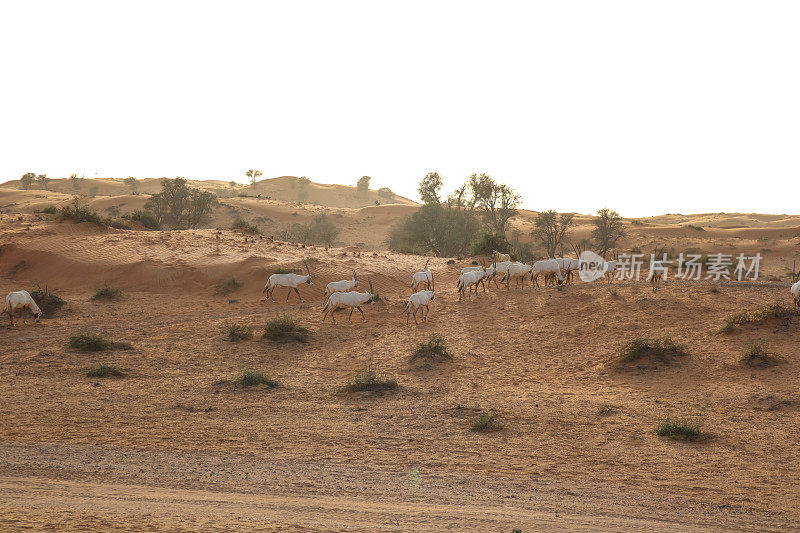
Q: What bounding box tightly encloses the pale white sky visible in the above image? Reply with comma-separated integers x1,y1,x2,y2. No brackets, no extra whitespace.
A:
1,1,798,217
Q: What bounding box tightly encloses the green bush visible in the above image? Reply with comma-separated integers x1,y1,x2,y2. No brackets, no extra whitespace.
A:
92,285,123,301
86,364,126,378
57,201,107,226
129,210,160,229
272,267,297,275
388,203,480,257
109,219,132,230
619,337,688,362
339,365,398,393
41,205,58,214
232,218,261,234
471,232,514,258
720,301,799,333
263,314,309,343
29,287,65,317
237,369,278,388
471,410,503,432
411,334,451,361
69,331,110,352
224,321,254,341
655,418,701,440
740,339,784,366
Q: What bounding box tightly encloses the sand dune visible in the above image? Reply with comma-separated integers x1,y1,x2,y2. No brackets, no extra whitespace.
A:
1,186,799,530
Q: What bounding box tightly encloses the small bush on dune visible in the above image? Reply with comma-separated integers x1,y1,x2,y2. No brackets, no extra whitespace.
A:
411,334,452,362
41,205,58,215
272,267,297,275
656,418,702,440
128,210,160,230
224,321,253,341
109,219,131,230
740,339,784,366
69,331,110,352
720,301,799,333
263,314,309,343
471,410,503,432
232,218,261,234
29,286,65,317
86,364,126,378
215,276,242,295
237,369,278,388
339,365,398,393
92,285,123,301
57,202,107,227
619,337,688,363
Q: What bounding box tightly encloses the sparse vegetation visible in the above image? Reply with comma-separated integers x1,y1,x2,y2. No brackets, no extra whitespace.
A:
29,286,65,317
128,210,160,229
720,301,799,333
40,205,58,215
263,314,309,343
145,177,219,229
619,337,688,363
232,218,261,234
237,369,278,388
86,364,126,378
411,334,452,362
68,331,110,352
655,418,702,440
592,208,626,258
740,339,784,366
224,321,254,341
215,276,242,295
339,365,398,393
683,224,705,231
92,285,123,301
272,267,296,274
57,201,107,227
471,410,503,432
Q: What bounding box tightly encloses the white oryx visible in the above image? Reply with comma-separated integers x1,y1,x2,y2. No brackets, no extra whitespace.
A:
648,259,669,292
792,280,800,312
402,272,435,325
604,259,618,284
503,262,534,290
3,290,42,326
457,267,486,301
492,250,511,263
411,259,433,291
321,279,375,325
323,271,358,301
556,257,581,285
531,259,565,287
263,261,314,302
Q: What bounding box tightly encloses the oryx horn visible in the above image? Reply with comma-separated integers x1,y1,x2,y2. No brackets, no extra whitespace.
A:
304,260,311,276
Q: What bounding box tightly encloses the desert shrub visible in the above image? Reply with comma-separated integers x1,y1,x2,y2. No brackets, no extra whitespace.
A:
411,334,451,361
471,410,503,432
683,224,705,231
41,205,58,215
237,369,278,388
709,285,720,294
388,203,480,257
655,418,702,440
619,337,688,362
108,219,131,230
277,223,312,244
263,314,309,343
308,213,339,246
215,276,242,295
92,285,123,301
57,201,107,226
224,321,254,341
232,218,261,234
471,232,513,258
145,178,219,229
339,365,398,393
740,339,784,366
272,267,296,274
720,301,799,333
29,287,65,317
129,210,160,229
86,364,126,378
378,187,394,199
68,331,110,352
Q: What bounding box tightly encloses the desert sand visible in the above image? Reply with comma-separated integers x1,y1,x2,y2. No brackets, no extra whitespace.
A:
1,183,799,531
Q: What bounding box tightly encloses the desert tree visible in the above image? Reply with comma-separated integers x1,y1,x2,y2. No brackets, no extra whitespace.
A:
418,171,442,205
470,174,520,236
146,177,218,228
388,202,480,257
531,210,574,258
186,188,219,228
123,176,138,194
20,172,36,190
592,208,626,258
36,174,50,190
446,182,470,210
357,175,371,193
308,213,339,246
246,169,262,187
378,187,394,200
69,174,81,192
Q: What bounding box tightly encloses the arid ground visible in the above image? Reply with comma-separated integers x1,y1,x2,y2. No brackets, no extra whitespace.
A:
1,183,799,531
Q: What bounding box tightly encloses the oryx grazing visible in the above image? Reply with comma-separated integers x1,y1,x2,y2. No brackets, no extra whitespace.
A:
323,271,358,301
321,279,375,325
263,261,313,302
402,272,435,325
411,258,433,291
4,290,42,326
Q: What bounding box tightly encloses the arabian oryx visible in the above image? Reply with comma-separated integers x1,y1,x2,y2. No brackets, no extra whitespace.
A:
322,279,375,325
263,261,313,302
402,271,435,325
4,290,42,326
411,258,432,291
